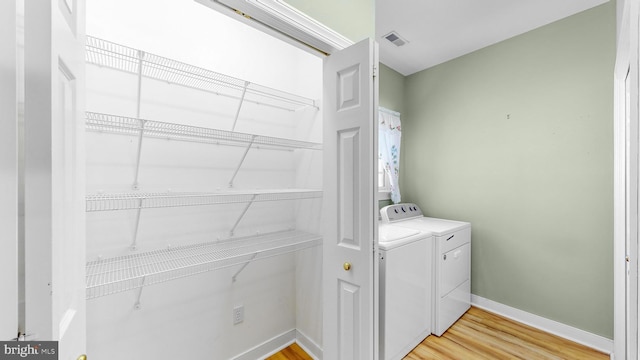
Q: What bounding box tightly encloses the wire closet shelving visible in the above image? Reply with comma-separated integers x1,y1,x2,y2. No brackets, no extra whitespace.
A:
85,112,323,151
86,189,323,212
86,230,322,300
85,36,318,112
84,36,324,302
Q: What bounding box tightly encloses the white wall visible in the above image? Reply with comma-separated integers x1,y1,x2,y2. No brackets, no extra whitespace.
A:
0,0,18,341
85,0,322,358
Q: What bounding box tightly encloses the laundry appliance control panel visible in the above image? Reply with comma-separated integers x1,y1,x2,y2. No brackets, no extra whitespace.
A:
380,203,423,223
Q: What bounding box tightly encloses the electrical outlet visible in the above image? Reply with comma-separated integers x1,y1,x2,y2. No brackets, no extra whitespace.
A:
233,305,244,325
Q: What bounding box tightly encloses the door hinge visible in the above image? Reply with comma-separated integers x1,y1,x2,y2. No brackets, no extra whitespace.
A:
373,65,378,78
12,332,37,341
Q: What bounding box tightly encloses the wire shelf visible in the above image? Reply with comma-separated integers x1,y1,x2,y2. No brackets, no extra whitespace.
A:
85,230,322,299
86,189,323,212
85,112,323,151
86,36,317,112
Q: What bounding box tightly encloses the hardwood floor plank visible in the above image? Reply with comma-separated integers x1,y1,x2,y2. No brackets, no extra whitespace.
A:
406,307,609,360
450,314,562,359
266,343,313,360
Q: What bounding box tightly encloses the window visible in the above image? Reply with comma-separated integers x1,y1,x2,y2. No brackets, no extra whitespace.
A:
378,107,401,203
378,157,391,200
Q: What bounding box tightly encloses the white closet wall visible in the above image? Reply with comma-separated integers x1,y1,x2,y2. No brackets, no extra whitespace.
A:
85,0,323,359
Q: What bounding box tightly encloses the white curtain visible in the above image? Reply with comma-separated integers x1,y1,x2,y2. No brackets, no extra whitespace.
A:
379,107,402,203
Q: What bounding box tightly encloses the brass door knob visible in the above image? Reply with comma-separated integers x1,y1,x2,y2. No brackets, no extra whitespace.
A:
77,355,87,360
343,262,351,271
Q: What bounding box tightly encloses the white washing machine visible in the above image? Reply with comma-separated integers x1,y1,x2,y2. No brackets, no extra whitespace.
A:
381,203,471,336
378,223,433,360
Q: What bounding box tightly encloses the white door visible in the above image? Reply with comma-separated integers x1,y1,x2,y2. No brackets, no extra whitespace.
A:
323,38,379,360
0,0,19,341
625,65,639,360
24,1,86,359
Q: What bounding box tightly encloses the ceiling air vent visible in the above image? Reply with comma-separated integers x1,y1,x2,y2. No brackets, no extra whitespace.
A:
383,31,408,47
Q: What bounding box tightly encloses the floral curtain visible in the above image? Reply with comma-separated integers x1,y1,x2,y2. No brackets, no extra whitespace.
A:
379,107,402,203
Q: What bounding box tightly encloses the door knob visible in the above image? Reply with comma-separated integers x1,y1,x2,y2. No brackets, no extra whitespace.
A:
343,262,351,271
77,355,87,360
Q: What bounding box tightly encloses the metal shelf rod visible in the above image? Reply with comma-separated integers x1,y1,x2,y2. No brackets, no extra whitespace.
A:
231,252,258,283
132,120,146,190
130,198,144,250
231,81,249,132
229,194,256,236
132,51,146,190
228,135,257,188
134,275,146,310
135,51,145,118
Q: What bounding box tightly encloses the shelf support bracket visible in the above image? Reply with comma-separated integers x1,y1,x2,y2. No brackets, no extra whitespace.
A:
232,252,258,282
134,275,147,310
132,120,146,190
132,50,146,190
228,135,257,188
130,197,144,250
231,81,250,132
230,194,256,236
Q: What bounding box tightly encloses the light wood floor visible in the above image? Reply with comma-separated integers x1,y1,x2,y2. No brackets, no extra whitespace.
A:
269,307,609,360
266,343,313,360
406,307,608,360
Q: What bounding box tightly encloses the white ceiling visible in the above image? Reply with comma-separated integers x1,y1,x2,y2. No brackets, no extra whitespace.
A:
377,0,610,76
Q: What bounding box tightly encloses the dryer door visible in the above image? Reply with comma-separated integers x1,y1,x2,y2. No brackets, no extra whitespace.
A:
440,243,470,296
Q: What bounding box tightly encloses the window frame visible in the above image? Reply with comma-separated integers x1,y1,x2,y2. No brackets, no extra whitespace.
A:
378,157,391,201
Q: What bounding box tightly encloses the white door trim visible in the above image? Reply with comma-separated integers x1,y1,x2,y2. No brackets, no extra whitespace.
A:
0,0,18,341
614,0,639,358
194,0,354,56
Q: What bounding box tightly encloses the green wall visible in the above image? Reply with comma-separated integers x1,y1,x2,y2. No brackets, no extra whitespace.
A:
283,0,374,42
379,63,405,112
402,2,615,338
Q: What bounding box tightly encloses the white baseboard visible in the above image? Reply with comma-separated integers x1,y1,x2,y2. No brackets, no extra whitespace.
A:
231,329,296,360
230,328,323,360
296,329,323,360
471,295,613,355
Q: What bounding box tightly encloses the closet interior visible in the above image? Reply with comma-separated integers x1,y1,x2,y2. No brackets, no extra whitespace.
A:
84,1,324,358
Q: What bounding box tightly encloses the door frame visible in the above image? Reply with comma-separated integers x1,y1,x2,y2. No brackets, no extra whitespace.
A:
0,0,19,341
614,0,639,358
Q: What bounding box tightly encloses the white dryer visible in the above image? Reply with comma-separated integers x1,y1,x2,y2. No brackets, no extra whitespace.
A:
381,203,471,336
378,223,433,360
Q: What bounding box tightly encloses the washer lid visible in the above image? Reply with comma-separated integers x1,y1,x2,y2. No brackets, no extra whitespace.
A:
395,217,470,235
379,224,420,242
